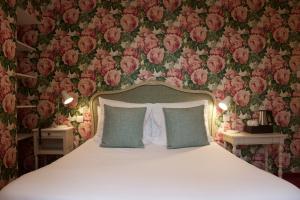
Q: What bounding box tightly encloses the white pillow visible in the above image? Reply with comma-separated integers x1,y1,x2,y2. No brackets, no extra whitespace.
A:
153,100,212,145
93,97,153,145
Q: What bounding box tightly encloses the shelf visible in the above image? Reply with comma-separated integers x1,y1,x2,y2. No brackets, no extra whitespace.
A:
17,133,33,141
16,8,39,25
37,150,64,155
16,105,37,109
15,72,37,79
16,40,36,52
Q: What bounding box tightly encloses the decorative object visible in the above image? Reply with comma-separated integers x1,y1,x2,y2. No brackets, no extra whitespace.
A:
246,119,259,126
258,110,274,126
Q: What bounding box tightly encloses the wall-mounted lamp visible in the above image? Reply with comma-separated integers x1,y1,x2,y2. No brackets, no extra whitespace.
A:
61,90,74,105
218,96,231,111
53,91,74,128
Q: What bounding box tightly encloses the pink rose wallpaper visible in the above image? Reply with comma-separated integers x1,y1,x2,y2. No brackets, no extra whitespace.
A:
0,0,17,188
0,0,300,188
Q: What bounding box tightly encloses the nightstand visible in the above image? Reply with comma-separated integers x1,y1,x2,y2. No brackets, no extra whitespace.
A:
33,127,74,169
223,130,287,178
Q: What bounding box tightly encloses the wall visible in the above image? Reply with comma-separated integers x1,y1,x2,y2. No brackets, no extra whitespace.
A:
0,0,17,188
16,0,300,176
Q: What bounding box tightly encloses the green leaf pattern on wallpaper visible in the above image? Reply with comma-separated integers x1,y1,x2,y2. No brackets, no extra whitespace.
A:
16,0,300,174
0,0,17,188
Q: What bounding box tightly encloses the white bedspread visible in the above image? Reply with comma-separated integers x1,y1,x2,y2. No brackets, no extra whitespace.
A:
1,140,299,200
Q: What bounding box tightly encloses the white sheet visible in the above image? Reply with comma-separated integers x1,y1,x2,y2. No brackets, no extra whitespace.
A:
1,140,299,200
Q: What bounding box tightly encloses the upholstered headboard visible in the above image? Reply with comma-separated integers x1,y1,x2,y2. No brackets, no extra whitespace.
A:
90,82,216,137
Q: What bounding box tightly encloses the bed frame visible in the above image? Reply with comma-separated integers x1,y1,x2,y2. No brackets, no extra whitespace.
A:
90,81,216,137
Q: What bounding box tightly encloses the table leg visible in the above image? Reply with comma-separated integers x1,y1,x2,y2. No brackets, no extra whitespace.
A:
224,141,227,149
278,143,283,178
35,155,38,169
232,145,237,156
264,145,268,171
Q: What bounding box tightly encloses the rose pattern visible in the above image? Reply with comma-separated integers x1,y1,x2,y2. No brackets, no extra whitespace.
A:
60,78,74,92
190,26,207,43
79,0,96,12
37,100,55,119
104,70,121,86
78,122,92,140
207,55,225,74
233,47,249,64
63,8,80,24
78,36,96,54
162,0,181,12
290,132,300,157
290,98,300,116
2,93,15,114
147,6,164,22
21,73,38,88
191,69,208,85
275,111,291,127
121,56,139,75
38,17,56,34
0,0,299,186
147,47,164,64
231,6,248,23
233,90,250,107
249,77,267,94
2,39,15,60
3,147,16,168
247,0,265,11
22,113,38,129
60,36,74,55
78,78,96,97
37,58,55,76
289,55,300,72
274,68,290,85
163,34,182,53
62,49,79,66
273,27,289,43
121,14,139,32
21,30,38,47
206,13,224,31
104,27,121,44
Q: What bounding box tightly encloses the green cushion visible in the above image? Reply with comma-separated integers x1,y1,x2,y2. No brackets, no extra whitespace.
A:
101,105,146,148
163,106,209,149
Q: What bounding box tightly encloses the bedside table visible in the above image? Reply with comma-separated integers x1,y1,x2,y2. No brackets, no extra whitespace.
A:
33,127,74,169
223,130,287,177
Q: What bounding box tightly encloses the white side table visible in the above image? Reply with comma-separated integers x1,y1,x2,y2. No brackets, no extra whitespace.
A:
33,127,74,169
223,130,287,178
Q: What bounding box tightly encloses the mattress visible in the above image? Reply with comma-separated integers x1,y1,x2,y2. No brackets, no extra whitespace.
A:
0,139,299,200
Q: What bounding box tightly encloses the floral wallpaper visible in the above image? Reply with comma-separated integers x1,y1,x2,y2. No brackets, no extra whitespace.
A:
0,0,17,189
13,0,300,180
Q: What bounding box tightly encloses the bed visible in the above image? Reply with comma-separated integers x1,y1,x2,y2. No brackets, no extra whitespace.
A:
1,82,299,200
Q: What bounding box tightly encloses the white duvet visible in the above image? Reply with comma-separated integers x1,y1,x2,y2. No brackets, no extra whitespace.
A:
0,140,299,200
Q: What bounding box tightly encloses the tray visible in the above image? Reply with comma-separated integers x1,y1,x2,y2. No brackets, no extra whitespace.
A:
244,125,273,133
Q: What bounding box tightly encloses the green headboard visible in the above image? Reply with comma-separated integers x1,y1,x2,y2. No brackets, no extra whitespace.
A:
90,82,216,137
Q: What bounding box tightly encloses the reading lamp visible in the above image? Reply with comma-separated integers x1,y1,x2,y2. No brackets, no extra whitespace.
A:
52,90,74,128
218,96,231,111
61,90,74,105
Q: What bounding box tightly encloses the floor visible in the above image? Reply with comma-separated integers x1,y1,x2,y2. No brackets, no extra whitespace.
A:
283,173,300,188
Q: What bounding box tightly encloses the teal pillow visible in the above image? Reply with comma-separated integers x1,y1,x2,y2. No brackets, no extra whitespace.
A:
101,105,146,148
163,106,209,149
